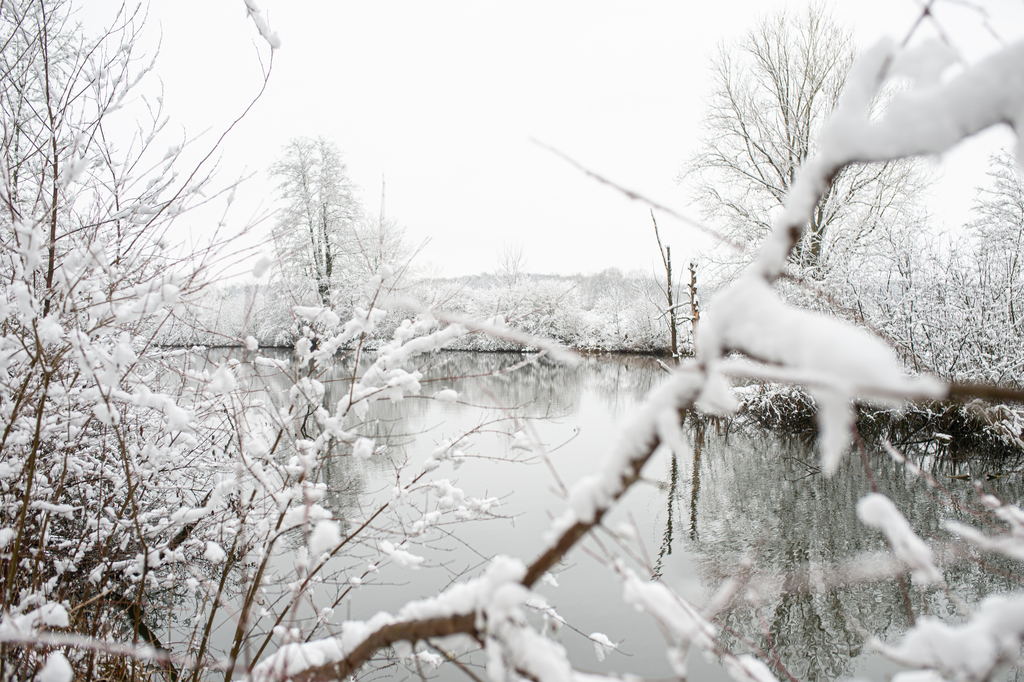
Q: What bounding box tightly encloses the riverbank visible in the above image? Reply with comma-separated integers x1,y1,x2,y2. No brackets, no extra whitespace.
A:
736,382,1024,467
176,336,1024,464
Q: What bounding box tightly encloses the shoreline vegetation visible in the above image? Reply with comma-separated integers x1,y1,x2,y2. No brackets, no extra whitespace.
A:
177,330,1024,465
736,382,1024,465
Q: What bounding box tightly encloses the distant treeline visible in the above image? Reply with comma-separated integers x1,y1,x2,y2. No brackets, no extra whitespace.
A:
154,268,691,355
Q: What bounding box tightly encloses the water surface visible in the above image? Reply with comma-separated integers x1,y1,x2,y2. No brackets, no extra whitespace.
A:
181,349,1024,681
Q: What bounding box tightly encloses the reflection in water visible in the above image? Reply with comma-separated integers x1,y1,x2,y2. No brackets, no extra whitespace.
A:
667,422,1024,682
691,415,705,542
276,349,666,526
653,453,679,579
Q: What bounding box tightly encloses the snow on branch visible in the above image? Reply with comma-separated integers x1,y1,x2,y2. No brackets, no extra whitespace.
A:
699,275,945,473
243,0,282,49
253,557,532,681
697,37,1024,474
759,38,1024,280
252,365,706,681
945,491,1024,563
526,365,704,586
620,567,717,677
857,493,942,584
875,594,1024,682
389,296,580,365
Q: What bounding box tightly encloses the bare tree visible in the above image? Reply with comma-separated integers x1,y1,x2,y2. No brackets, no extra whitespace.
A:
269,136,361,307
681,4,923,277
353,215,410,278
969,150,1024,335
497,242,528,288
651,211,680,358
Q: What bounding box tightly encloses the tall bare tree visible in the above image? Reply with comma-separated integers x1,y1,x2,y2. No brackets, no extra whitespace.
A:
681,5,923,277
651,211,680,358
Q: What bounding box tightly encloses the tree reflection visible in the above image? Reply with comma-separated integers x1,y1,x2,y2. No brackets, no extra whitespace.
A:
656,423,1024,681
653,453,680,579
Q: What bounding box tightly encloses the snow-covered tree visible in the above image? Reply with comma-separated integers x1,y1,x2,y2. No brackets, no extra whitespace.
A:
269,136,361,308
968,150,1024,339
682,5,923,279
850,151,1024,390
0,0,275,677
353,215,411,280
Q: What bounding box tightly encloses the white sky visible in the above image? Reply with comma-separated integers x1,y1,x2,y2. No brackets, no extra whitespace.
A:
81,0,1024,278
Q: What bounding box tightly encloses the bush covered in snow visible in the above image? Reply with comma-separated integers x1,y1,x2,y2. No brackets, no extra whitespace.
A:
153,269,688,355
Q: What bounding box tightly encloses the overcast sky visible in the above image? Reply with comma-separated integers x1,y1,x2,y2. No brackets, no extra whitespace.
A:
82,1,1024,278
